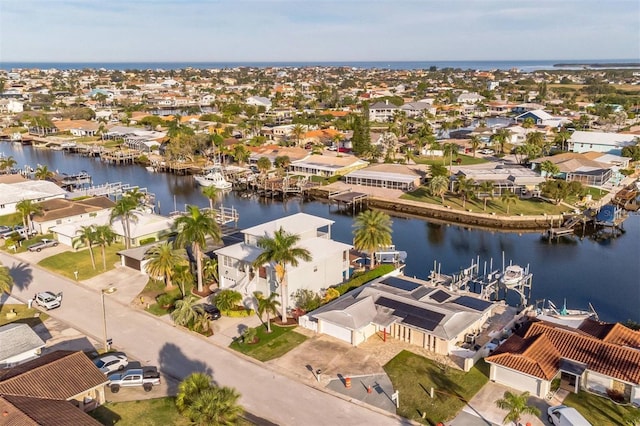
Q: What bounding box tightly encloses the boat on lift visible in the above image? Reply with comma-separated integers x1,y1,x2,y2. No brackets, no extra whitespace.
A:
536,299,598,328
194,166,232,190
499,264,525,287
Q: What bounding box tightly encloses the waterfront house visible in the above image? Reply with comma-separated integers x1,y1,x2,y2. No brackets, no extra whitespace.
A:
0,350,109,414
486,319,640,405
529,152,617,186
300,274,499,351
31,197,115,235
514,109,570,128
567,131,637,155
53,119,100,137
344,163,427,191
246,96,272,111
289,154,368,178
453,166,545,197
214,213,352,308
0,323,46,369
0,179,68,217
457,92,485,105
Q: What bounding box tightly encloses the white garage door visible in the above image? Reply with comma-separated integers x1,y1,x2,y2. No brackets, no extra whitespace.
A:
321,321,351,344
494,366,542,397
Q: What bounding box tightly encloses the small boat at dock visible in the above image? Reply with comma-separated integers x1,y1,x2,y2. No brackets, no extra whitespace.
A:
194,166,232,190
499,265,525,287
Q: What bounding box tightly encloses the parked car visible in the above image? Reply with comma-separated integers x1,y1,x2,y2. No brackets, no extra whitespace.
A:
547,405,591,426
0,226,12,235
194,303,221,320
108,366,161,393
27,238,59,252
479,148,495,155
93,353,129,375
34,291,62,310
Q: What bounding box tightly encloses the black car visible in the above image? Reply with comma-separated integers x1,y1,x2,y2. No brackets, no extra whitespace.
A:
194,303,221,320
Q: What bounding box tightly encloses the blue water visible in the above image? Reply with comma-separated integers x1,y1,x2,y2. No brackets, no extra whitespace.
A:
1,143,639,323
1,59,638,72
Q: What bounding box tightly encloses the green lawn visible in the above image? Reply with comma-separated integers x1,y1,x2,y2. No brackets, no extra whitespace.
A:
0,304,49,327
229,324,308,362
2,234,56,254
563,390,640,426
383,351,489,424
0,213,22,226
38,243,125,281
414,154,489,166
402,187,569,216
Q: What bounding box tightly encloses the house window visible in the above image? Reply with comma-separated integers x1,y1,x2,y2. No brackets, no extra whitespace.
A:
56,220,62,225
223,256,234,267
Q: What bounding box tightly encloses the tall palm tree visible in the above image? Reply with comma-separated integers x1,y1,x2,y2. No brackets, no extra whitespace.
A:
454,176,476,209
491,128,511,154
75,225,97,270
0,263,14,296
144,241,186,290
494,391,540,426
201,185,219,211
171,294,201,328
34,165,55,180
554,129,572,151
175,205,221,294
501,190,519,214
539,160,560,180
253,291,280,333
469,135,482,158
442,142,458,172
478,181,495,211
15,199,43,232
109,195,139,249
428,176,449,205
252,228,312,323
353,210,393,270
290,123,305,146
93,225,116,270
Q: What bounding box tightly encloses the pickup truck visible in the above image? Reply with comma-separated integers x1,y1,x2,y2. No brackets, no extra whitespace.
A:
107,366,161,392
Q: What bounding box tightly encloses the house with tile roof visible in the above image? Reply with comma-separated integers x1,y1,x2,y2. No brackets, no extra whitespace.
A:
0,350,109,413
0,395,102,425
486,319,640,404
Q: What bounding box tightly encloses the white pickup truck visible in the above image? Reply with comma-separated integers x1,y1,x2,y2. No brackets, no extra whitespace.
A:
107,366,161,393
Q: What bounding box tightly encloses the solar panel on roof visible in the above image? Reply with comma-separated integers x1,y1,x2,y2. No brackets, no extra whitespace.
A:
411,287,431,300
376,297,445,332
380,276,420,292
453,295,492,311
430,289,451,303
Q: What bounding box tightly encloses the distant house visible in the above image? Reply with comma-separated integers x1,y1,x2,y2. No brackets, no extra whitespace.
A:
369,100,398,122
54,119,101,137
514,109,570,128
300,274,500,352
0,350,109,413
344,163,428,191
486,319,640,405
214,213,352,308
454,166,545,196
31,196,115,235
0,180,68,217
529,152,618,186
0,323,45,368
246,96,272,111
289,154,368,178
0,99,24,113
400,102,436,118
457,92,485,104
567,131,637,155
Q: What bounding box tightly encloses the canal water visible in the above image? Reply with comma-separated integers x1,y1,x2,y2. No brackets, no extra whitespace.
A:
2,144,639,323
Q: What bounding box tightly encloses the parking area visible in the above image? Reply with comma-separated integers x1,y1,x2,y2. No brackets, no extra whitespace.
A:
4,242,70,264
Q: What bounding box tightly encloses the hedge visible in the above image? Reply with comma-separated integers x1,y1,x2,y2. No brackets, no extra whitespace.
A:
334,264,395,295
223,307,255,318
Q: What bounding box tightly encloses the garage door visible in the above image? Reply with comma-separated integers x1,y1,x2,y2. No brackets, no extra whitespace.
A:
321,321,351,344
493,366,542,397
123,256,141,271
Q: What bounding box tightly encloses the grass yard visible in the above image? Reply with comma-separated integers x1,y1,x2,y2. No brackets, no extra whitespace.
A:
140,278,195,316
563,390,640,426
414,154,488,166
402,187,569,216
229,324,307,362
384,351,489,424
0,304,49,327
2,234,56,254
38,243,125,281
0,213,22,226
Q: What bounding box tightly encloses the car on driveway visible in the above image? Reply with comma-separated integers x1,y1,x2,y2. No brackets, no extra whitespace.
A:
28,238,59,252
34,291,62,310
93,353,129,375
194,303,221,320
479,148,495,155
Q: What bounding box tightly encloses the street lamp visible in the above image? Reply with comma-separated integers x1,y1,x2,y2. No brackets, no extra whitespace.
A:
101,286,117,351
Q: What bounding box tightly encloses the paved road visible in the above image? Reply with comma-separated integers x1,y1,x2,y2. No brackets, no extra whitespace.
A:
1,252,407,426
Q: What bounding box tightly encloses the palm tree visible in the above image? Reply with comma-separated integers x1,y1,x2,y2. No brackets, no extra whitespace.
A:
494,391,540,426
252,228,312,323
454,176,476,209
256,156,271,176
0,156,17,174
171,294,201,328
253,291,280,333
177,372,213,413
93,225,117,271
109,195,139,249
201,185,219,211
501,190,519,214
539,160,560,180
202,256,219,288
428,176,450,205
290,123,305,146
0,263,14,296
15,199,43,232
187,386,243,426
353,210,393,270
75,225,97,270
213,289,243,313
34,165,54,180
232,144,250,165
175,205,221,294
554,129,572,151
491,128,511,154
478,181,495,211
469,135,482,158
144,241,186,290
173,263,194,298
442,142,458,172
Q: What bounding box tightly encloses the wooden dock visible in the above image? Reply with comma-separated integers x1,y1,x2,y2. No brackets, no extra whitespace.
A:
101,150,138,165
328,190,369,213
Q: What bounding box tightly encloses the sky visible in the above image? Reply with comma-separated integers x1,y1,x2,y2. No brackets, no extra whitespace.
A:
0,0,639,63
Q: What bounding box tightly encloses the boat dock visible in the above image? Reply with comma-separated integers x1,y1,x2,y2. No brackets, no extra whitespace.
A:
328,190,369,213
168,205,240,236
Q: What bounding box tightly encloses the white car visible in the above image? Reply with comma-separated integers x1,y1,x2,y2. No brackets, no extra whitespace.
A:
93,353,129,375
479,148,495,155
34,291,62,310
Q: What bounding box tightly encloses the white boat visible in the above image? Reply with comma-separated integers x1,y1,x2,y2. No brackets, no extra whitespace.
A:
536,299,598,328
194,168,232,190
145,166,155,172
499,265,525,287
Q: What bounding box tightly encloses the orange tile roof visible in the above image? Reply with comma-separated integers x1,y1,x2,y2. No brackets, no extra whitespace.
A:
321,110,350,117
487,334,560,380
579,318,640,349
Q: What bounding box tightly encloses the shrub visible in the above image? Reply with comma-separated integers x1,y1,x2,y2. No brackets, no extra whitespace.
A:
323,288,340,303
156,293,177,308
136,154,150,165
327,174,342,184
242,327,258,344
619,168,634,176
225,307,255,318
606,387,626,403
334,264,395,295
294,289,322,311
139,237,156,245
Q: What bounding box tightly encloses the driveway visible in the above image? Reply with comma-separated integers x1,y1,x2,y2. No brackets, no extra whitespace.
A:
2,251,405,426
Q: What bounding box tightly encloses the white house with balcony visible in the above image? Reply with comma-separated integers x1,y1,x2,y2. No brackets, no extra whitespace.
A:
214,213,352,309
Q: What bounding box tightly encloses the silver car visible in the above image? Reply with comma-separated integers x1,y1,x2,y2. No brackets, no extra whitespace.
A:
34,291,62,310
93,353,129,374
